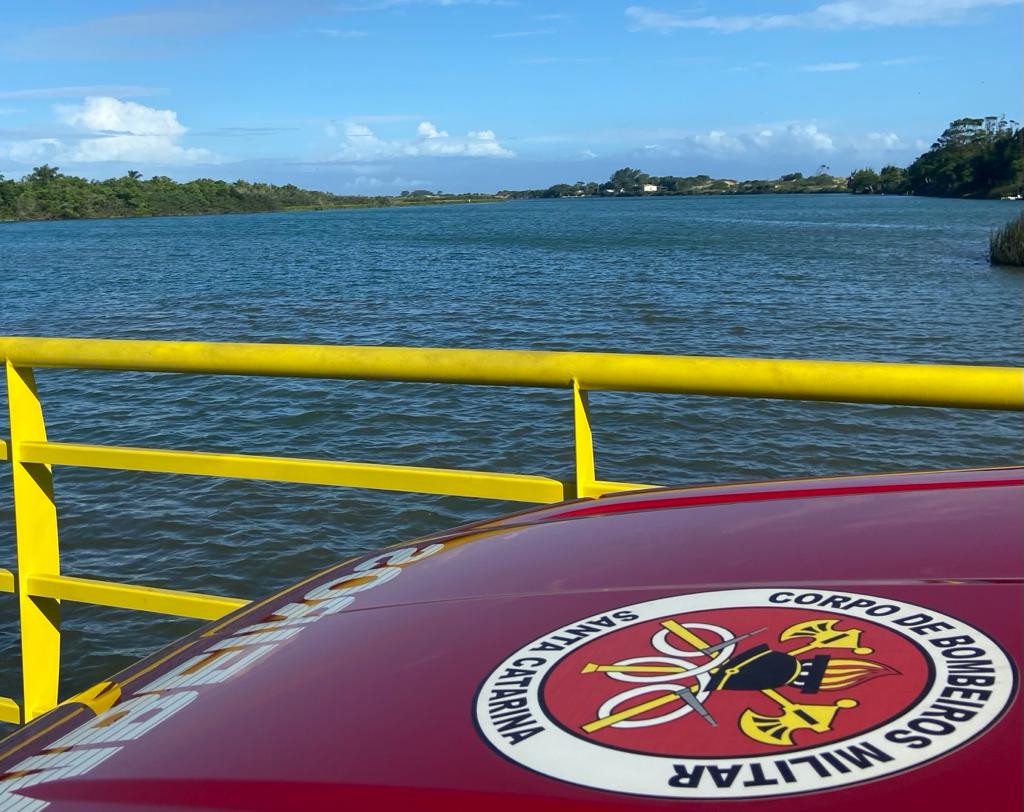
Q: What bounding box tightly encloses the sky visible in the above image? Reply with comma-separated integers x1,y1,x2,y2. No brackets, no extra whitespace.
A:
0,0,1020,193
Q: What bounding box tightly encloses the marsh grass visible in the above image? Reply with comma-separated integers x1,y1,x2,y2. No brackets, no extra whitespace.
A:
990,211,1024,267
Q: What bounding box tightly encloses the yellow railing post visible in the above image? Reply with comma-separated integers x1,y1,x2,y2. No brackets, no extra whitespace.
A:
5,362,60,722
572,378,596,498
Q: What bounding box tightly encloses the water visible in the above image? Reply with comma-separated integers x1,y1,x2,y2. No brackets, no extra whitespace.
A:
0,194,1021,708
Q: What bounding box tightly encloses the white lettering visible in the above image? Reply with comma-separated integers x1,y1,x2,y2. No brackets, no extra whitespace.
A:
141,645,275,693
0,747,122,810
52,692,199,747
353,543,444,572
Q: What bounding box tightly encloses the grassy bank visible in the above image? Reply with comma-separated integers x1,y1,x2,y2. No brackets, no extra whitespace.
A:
990,211,1024,267
0,167,502,223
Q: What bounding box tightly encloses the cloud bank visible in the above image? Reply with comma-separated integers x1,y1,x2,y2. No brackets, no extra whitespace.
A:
2,97,213,165
330,120,514,160
626,0,1018,33
630,121,919,160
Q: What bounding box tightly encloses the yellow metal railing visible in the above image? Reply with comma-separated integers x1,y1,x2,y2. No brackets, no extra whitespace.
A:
0,336,1021,725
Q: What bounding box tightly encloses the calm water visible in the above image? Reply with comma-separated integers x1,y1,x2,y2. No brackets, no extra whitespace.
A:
0,195,1022,707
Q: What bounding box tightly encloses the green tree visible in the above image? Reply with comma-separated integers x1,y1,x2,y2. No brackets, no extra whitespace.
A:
0,174,17,218
0,169,504,222
608,167,649,194
543,183,576,197
906,116,1022,198
26,165,61,185
878,165,907,194
848,168,880,194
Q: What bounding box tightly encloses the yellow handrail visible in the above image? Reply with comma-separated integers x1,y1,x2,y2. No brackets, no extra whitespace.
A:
0,336,1021,725
1,336,1020,408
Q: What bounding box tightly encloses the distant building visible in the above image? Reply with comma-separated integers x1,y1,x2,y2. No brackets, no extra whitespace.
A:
642,183,659,193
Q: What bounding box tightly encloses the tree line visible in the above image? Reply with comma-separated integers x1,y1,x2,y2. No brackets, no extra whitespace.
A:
501,117,1023,200
0,168,496,221
847,117,1022,198
498,167,847,198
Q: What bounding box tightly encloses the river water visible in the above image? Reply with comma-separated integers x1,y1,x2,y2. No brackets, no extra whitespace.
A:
0,195,1021,707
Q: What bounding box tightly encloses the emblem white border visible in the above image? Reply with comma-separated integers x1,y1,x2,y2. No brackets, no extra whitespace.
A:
474,588,1016,799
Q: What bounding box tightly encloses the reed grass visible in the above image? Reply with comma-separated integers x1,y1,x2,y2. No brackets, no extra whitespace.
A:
990,211,1024,267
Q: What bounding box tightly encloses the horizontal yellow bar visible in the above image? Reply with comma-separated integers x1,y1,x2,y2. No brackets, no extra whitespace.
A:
584,479,658,498
0,697,20,725
0,569,13,593
18,441,570,504
26,574,248,621
1,337,1019,410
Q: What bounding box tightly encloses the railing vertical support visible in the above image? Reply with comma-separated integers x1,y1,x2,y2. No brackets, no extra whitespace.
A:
6,362,60,722
572,378,596,498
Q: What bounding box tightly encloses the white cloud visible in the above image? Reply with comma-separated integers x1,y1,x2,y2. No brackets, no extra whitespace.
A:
318,28,368,37
333,120,514,159
332,122,388,159
626,0,1018,33
692,129,747,154
0,96,213,165
744,124,836,153
417,121,449,138
514,121,917,165
803,59,920,71
523,56,605,65
801,61,862,71
4,138,62,163
61,134,210,163
0,85,162,100
787,123,836,151
488,29,554,38
630,121,919,164
56,97,185,136
336,114,424,126
579,149,597,158
864,132,905,150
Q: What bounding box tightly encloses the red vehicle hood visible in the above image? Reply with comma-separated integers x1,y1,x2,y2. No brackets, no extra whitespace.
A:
1,468,1020,810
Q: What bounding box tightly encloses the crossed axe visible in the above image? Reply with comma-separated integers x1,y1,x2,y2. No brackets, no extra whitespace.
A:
581,618,870,741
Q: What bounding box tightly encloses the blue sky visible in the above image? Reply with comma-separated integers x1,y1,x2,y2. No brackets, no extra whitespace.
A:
1,1,1020,193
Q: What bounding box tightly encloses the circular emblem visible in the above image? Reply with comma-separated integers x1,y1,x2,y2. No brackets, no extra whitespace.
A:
475,589,1016,799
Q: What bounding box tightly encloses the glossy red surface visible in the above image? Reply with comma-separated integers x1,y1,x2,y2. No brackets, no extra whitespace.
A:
0,468,1020,810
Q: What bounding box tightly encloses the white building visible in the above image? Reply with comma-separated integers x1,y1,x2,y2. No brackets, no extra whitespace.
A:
642,183,659,193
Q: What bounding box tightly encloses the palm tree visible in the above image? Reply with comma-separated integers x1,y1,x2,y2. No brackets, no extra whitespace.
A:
28,165,61,184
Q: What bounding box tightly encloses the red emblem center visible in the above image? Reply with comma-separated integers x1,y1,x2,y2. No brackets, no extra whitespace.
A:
541,606,931,758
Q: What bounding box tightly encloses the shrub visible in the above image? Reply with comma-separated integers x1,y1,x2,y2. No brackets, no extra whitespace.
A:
989,211,1024,267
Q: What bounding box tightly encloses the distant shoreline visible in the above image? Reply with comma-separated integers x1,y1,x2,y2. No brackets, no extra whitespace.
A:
5,190,1020,226
500,119,1022,202
3,117,1019,223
